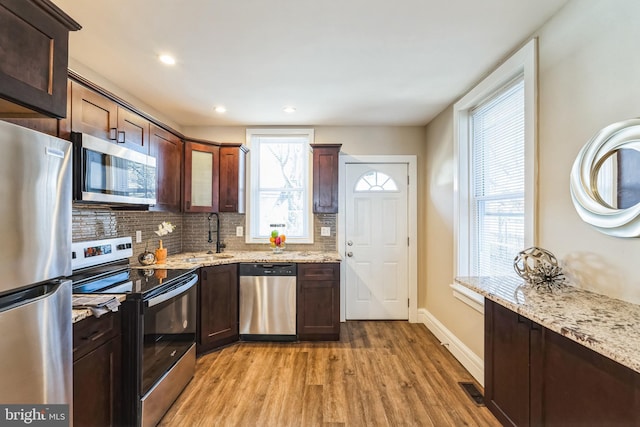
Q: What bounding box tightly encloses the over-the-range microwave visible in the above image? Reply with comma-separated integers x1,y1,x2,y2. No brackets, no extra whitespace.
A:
72,132,157,206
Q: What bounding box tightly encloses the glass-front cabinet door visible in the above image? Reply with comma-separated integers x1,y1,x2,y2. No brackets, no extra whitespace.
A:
183,141,219,212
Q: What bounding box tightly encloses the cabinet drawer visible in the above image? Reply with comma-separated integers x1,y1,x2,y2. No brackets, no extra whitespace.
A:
73,311,121,361
297,263,339,281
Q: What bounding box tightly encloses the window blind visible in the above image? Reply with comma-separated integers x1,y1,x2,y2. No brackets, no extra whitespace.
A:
247,130,313,243
470,76,525,276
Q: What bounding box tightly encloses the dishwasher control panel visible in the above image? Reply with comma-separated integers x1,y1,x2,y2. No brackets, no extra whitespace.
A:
239,263,297,276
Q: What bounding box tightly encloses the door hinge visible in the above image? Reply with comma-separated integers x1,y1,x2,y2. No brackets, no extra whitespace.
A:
407,175,410,185
407,237,410,247
408,298,410,307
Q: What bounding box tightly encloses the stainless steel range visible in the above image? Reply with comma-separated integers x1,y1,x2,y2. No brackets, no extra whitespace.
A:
70,237,197,427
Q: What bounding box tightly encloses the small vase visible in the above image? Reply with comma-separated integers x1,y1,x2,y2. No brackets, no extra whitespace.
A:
155,240,168,264
272,246,284,254
138,242,156,265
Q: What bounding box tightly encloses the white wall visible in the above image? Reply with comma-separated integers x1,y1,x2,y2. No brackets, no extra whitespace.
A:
423,0,640,368
424,106,485,358
537,0,640,304
185,125,425,156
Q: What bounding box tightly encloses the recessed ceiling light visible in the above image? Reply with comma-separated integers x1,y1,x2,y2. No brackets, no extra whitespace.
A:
159,54,176,65
214,106,227,113
283,106,296,113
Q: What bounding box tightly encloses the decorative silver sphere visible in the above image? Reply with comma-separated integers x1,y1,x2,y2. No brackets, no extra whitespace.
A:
514,246,566,291
138,251,156,266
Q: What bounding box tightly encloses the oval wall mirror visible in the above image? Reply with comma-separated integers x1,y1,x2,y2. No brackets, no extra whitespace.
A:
570,118,640,237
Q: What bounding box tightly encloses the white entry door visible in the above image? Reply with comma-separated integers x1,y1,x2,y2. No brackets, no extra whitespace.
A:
345,163,409,320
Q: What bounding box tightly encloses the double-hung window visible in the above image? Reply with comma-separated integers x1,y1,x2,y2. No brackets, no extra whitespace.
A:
455,39,536,278
246,129,314,243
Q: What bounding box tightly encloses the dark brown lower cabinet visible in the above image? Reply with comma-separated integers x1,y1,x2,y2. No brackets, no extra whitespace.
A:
485,299,640,427
73,311,121,427
534,327,640,426
198,264,239,353
297,263,340,341
485,300,532,426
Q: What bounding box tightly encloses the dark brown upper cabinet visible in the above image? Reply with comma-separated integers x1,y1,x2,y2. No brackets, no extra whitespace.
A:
0,0,80,118
150,124,183,212
70,82,150,153
311,143,341,213
184,140,219,212
70,81,117,140
219,145,247,213
116,106,150,154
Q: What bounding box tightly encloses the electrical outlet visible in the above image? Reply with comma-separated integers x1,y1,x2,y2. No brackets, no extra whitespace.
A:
236,226,243,237
135,230,142,243
321,227,331,237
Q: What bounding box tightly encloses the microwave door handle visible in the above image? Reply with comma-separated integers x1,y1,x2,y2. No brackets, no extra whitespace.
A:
104,155,115,194
146,274,197,308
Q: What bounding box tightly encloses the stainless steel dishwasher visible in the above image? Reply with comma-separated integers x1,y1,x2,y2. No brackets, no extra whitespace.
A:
239,263,297,341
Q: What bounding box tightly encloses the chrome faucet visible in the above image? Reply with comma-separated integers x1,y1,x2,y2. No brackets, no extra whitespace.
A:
207,213,223,253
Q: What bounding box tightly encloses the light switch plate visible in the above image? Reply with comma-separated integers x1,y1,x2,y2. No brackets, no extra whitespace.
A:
135,230,142,243
321,227,331,237
236,226,243,237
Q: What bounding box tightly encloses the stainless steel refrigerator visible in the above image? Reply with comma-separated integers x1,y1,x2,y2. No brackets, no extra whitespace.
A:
0,121,73,410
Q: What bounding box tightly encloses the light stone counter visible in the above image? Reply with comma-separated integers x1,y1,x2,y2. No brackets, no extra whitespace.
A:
72,294,127,323
456,276,640,374
133,250,342,270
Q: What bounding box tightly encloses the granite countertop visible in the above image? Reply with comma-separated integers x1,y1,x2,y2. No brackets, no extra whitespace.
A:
456,276,640,374
72,294,127,324
133,250,342,270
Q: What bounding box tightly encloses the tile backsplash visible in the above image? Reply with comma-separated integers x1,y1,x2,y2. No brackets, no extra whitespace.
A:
72,207,337,263
182,213,337,252
72,208,183,261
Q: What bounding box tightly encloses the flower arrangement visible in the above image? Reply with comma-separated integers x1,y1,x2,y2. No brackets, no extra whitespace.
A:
154,221,176,264
269,229,286,253
155,221,176,236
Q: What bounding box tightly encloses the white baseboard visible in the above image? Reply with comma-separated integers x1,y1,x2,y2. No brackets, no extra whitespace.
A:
418,308,484,386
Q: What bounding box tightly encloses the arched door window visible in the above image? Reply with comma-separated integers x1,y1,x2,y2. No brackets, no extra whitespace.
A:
354,170,399,192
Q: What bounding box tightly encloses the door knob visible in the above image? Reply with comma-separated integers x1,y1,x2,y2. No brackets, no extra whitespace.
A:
347,240,353,246
347,252,353,257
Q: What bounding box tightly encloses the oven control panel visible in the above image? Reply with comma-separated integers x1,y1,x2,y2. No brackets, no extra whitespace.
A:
71,236,133,270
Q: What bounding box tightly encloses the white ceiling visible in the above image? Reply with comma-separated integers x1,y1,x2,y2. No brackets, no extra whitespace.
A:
53,0,568,127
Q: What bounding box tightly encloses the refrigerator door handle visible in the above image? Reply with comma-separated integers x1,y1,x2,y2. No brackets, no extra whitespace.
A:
0,280,67,313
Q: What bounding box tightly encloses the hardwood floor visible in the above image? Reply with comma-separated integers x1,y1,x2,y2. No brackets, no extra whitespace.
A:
159,321,500,426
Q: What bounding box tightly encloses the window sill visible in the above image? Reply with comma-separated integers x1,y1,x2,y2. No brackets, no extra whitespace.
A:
450,283,484,314
245,239,315,245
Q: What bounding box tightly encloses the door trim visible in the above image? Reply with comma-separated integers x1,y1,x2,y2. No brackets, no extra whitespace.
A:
339,155,418,323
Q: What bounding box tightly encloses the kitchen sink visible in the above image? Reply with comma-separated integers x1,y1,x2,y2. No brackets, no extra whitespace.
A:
183,254,233,262
183,256,212,262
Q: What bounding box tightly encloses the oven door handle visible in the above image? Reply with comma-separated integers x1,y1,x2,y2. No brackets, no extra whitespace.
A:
146,274,198,308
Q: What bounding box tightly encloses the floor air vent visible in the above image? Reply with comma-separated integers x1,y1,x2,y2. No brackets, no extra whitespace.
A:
459,382,485,406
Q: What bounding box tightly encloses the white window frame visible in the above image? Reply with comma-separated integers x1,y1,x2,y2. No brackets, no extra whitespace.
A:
245,128,315,244
454,39,537,278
